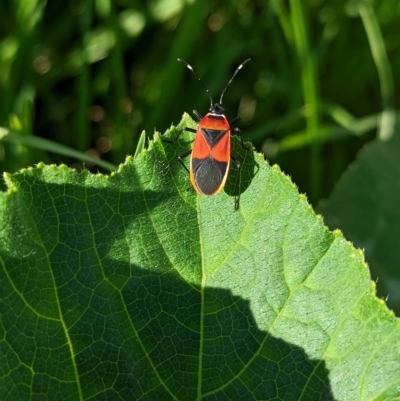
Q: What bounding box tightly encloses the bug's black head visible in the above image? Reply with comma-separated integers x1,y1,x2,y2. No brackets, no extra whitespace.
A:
210,103,225,115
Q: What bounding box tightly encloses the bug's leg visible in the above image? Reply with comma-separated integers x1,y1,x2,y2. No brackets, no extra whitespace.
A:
231,155,242,211
233,127,255,151
193,110,203,122
178,150,191,174
229,115,241,127
163,127,197,143
178,150,193,191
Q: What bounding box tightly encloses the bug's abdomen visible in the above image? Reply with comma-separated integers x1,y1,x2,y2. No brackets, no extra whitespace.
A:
191,157,229,195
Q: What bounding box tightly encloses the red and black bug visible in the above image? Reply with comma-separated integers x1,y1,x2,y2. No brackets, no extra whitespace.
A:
167,58,252,210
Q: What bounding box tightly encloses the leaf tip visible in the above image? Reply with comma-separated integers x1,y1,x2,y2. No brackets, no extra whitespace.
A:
3,172,13,188
182,111,191,120
378,299,397,321
378,298,386,307
134,130,147,159
299,194,311,205
3,172,20,194
118,160,128,173
333,229,342,238
80,168,89,177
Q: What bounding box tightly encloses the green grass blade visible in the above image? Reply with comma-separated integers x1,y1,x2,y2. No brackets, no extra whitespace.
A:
359,3,395,141
289,0,321,202
75,0,93,151
0,127,117,171
279,112,384,151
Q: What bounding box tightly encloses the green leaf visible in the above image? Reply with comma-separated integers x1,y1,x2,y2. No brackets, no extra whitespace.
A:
1,114,399,400
318,132,400,316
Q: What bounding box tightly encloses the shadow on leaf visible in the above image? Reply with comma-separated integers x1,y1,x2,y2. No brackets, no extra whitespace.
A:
0,154,334,400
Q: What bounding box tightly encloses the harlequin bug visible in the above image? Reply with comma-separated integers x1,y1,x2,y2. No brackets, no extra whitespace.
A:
166,58,252,210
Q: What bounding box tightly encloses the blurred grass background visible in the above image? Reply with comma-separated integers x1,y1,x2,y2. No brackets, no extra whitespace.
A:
1,1,400,310
1,0,397,199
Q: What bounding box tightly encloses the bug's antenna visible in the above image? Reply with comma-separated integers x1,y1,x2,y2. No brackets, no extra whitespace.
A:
219,59,251,105
178,58,213,108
